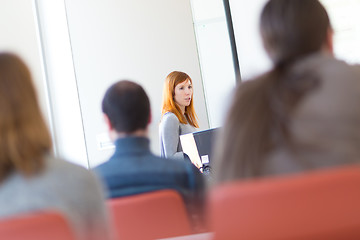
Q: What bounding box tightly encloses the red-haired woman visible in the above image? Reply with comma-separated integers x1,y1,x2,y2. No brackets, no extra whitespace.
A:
159,71,200,166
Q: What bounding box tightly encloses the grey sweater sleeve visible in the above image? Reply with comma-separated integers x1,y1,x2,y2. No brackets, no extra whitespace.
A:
159,112,184,160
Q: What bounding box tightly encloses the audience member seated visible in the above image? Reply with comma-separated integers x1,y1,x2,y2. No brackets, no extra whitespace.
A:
212,0,360,184
0,53,111,240
94,80,204,220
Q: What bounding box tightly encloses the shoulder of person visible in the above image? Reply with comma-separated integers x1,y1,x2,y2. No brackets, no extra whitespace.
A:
162,112,179,121
93,154,116,172
46,155,101,188
344,61,360,75
47,155,87,172
161,112,180,127
293,52,349,74
162,154,188,167
306,53,360,79
235,73,268,95
167,156,201,173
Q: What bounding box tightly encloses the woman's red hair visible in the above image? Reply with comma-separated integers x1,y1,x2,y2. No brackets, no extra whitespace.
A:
161,71,199,128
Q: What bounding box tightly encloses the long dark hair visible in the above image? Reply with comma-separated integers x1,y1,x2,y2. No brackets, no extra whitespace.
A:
213,0,331,182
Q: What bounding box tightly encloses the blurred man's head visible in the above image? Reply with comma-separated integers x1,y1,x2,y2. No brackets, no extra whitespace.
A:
102,80,150,136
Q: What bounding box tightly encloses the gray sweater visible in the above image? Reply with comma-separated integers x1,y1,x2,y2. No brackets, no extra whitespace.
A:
0,155,111,240
159,112,197,160
253,53,360,176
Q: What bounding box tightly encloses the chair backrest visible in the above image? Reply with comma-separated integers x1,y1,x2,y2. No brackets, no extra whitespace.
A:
208,165,360,240
107,189,192,240
0,211,75,240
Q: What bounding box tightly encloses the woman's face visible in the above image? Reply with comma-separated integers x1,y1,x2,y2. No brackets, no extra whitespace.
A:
174,79,193,111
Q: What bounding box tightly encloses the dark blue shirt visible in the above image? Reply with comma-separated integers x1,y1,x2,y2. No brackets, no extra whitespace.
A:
94,137,204,205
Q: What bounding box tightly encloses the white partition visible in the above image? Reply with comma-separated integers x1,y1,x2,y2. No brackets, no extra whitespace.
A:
228,0,360,81
34,0,88,167
191,0,237,128
320,0,360,64
228,0,271,81
0,1,50,130
64,0,209,167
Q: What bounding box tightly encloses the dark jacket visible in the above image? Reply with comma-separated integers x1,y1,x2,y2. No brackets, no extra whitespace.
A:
94,136,204,207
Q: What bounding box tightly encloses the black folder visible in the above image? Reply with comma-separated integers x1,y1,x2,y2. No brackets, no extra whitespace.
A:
180,128,219,169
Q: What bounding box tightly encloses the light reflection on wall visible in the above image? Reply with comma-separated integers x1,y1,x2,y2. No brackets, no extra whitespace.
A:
190,0,236,128
321,0,360,64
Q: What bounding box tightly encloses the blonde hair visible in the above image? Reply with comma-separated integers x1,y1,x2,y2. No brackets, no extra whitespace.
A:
161,71,198,127
0,53,52,181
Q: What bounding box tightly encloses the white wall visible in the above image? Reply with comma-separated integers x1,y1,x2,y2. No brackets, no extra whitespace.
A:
320,0,360,64
191,0,236,128
35,0,88,167
0,1,89,168
64,0,209,167
229,0,360,80
229,0,271,80
0,1,52,143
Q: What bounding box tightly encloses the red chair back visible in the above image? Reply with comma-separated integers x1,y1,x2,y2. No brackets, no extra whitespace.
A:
108,190,192,240
208,166,360,240
0,211,75,240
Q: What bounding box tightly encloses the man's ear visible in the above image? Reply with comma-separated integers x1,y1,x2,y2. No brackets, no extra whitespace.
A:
325,27,334,55
103,114,114,131
148,110,152,125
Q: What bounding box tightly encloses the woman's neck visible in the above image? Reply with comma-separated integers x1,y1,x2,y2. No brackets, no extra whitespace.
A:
178,105,185,115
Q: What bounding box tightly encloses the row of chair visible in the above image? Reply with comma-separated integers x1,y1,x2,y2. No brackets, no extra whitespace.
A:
208,165,360,240
0,211,75,240
2,165,360,240
0,190,193,240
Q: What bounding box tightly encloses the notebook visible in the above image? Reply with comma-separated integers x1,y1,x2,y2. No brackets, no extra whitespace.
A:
180,128,219,169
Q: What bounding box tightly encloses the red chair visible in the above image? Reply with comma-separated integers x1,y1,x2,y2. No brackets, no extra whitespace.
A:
0,211,75,240
208,165,360,240
108,190,192,240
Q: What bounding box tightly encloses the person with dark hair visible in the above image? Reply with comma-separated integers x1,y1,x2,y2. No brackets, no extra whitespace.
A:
0,53,111,240
95,80,204,210
213,0,360,183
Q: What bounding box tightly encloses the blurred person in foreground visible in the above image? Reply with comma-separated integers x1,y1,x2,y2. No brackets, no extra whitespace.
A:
0,53,111,240
212,0,360,184
95,80,204,229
